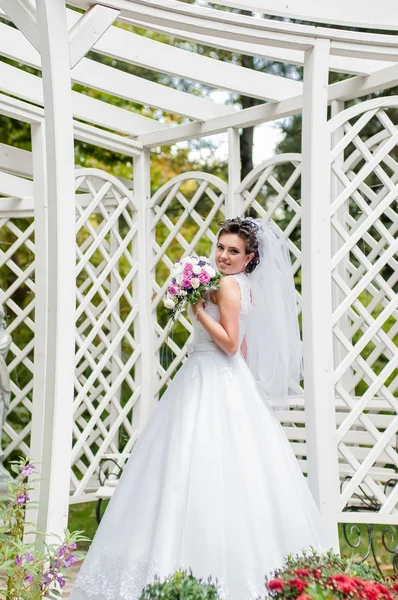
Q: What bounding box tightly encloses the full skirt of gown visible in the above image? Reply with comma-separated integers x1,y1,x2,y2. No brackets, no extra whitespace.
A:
71,346,330,600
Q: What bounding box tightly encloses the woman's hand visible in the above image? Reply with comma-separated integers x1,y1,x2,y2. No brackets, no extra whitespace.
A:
192,299,204,319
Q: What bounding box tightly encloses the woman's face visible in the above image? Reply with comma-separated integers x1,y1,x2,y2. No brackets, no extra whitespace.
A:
215,233,254,275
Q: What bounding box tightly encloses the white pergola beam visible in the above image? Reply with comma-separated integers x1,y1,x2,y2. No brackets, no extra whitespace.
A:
70,0,315,52
70,0,398,58
0,92,143,155
0,171,33,197
65,10,302,102
68,5,120,69
0,21,235,122
0,60,169,137
0,143,33,178
330,62,398,102
0,0,39,51
71,57,235,121
111,18,391,77
138,63,398,147
205,0,398,32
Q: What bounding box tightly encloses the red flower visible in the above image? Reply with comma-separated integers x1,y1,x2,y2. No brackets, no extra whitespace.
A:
329,573,358,594
295,569,310,578
312,569,322,580
267,579,284,592
288,579,307,593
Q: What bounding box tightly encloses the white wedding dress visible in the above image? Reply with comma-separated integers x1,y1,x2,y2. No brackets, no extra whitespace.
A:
71,273,330,600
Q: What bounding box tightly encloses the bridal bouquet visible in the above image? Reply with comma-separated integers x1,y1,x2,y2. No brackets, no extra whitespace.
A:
164,255,221,319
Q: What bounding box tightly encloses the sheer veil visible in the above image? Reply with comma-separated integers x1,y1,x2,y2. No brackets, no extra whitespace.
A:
212,218,303,410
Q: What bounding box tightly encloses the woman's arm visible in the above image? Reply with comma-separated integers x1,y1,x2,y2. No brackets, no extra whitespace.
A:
193,277,241,356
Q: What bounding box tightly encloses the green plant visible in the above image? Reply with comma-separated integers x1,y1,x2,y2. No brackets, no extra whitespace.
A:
0,458,87,599
140,570,219,600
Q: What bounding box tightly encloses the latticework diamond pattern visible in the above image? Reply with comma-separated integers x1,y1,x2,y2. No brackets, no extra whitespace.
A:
236,154,302,295
0,217,35,464
71,170,139,501
150,173,228,396
330,106,398,514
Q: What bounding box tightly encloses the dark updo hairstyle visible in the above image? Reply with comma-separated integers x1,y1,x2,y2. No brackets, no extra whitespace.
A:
217,217,261,274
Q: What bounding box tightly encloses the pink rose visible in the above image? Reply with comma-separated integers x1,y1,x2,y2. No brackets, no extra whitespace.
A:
198,270,210,284
181,277,192,288
183,263,193,272
168,285,179,296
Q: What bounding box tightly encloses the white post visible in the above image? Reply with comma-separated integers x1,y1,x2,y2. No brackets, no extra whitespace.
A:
26,120,48,533
301,38,340,549
133,150,157,433
34,0,76,539
330,99,353,394
226,127,243,218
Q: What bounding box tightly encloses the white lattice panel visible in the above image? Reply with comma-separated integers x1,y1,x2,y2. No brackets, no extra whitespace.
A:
150,173,228,395
0,217,35,462
236,154,302,302
71,170,139,501
329,99,398,518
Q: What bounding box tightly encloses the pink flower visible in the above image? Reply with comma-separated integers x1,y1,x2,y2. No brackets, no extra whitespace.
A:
168,285,179,296
198,270,210,285
181,277,192,289
183,263,193,272
25,573,33,584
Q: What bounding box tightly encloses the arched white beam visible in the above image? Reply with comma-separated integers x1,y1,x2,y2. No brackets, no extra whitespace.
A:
70,0,398,57
0,61,169,137
0,22,235,122
111,18,391,77
65,10,302,102
70,0,315,52
205,0,398,32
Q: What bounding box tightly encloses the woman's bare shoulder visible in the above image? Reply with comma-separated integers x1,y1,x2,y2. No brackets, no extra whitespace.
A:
210,276,240,303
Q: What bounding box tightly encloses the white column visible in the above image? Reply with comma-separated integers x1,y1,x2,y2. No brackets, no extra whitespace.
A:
301,38,340,549
133,150,157,433
226,128,243,218
34,0,76,539
26,120,48,533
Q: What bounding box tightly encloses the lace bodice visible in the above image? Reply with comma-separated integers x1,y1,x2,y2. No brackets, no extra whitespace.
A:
189,273,252,352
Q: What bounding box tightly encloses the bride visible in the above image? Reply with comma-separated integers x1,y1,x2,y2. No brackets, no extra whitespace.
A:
71,217,330,600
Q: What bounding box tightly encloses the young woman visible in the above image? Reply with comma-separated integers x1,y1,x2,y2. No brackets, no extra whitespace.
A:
71,218,329,600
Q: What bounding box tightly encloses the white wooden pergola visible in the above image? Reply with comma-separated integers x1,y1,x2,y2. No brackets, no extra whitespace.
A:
0,0,398,550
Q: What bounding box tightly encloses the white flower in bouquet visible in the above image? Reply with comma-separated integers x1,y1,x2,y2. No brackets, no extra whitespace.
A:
191,278,200,289
164,297,176,309
203,265,216,278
